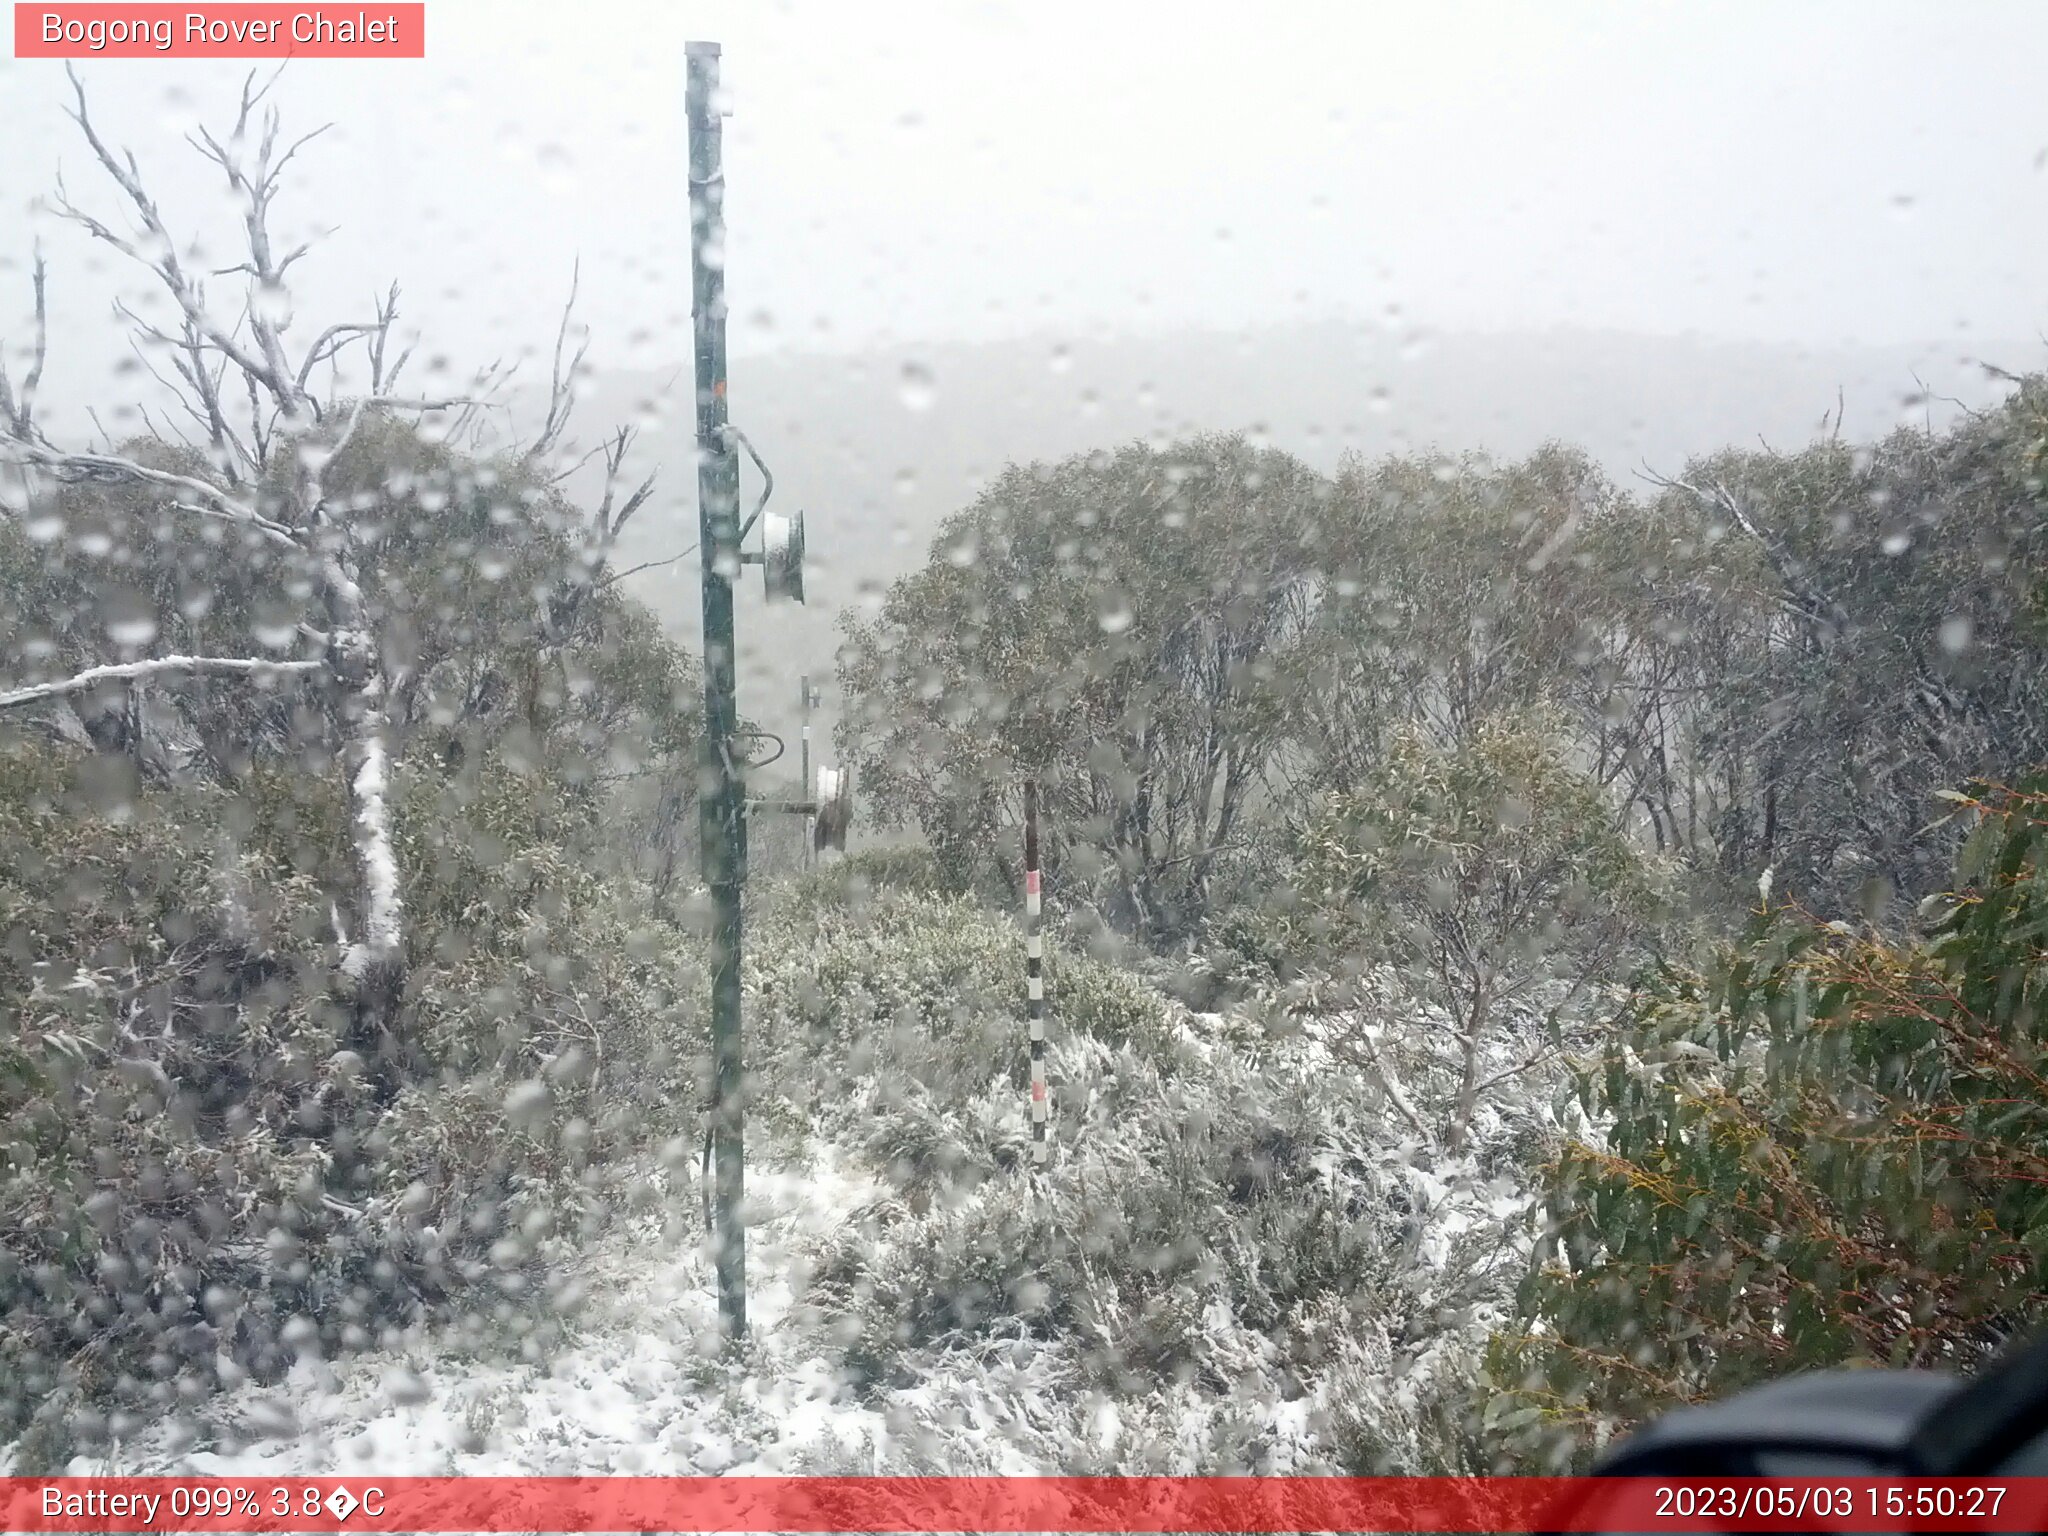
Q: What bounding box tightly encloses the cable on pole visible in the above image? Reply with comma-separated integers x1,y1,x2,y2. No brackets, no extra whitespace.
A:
733,727,786,769
725,423,775,544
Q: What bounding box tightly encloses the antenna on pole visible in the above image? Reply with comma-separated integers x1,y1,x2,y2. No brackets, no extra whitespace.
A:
746,682,850,863
687,37,747,1343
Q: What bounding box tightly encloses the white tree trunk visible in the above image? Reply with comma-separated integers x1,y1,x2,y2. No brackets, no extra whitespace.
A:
314,531,407,1024
340,692,403,989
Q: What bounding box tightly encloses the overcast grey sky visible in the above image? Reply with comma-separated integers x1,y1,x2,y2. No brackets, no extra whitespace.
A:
4,0,2044,751
2,0,2045,415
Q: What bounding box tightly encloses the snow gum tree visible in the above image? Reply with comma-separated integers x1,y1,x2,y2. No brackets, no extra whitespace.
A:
0,68,664,1046
0,70,699,1467
1283,715,1662,1158
836,434,1322,943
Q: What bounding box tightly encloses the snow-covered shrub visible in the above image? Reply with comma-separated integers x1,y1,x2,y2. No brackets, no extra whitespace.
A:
1503,774,2048,1469
0,742,705,1468
801,1023,1530,1466
751,871,1541,1471
783,846,953,904
748,885,1177,1146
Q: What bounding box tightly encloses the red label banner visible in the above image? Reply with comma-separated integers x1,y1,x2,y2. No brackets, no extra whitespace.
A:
3,1476,2048,1533
13,4,425,57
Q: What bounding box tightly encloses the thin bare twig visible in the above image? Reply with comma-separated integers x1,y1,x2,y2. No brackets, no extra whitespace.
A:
599,543,698,589
524,259,589,466
0,243,49,438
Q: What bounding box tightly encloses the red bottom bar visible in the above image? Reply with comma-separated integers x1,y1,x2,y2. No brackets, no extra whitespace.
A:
5,1476,2048,1533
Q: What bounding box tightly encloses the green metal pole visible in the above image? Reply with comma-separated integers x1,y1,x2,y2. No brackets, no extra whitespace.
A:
687,38,747,1342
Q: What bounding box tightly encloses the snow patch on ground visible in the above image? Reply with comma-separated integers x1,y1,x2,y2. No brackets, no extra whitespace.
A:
89,1144,892,1478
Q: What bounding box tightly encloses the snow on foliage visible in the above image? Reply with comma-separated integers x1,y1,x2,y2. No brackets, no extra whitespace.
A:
12,866,1547,1476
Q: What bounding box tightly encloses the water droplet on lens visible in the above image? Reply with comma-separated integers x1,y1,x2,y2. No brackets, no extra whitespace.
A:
898,362,935,412
382,1366,432,1406
504,1079,550,1125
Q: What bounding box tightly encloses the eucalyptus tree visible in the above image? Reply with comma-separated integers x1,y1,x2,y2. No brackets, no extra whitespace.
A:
838,434,1323,942
1640,386,2048,915
1277,444,1632,799
1282,714,1660,1158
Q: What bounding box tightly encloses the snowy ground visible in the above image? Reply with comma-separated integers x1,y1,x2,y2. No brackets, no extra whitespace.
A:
44,1025,1518,1481
64,1128,1337,1482
81,1144,907,1479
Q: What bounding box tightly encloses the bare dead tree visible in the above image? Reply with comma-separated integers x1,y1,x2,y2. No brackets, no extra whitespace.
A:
3,70,671,1044
0,67,516,1041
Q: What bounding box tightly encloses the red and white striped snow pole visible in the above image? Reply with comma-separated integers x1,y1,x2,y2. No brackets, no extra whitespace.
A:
1024,778,1048,1166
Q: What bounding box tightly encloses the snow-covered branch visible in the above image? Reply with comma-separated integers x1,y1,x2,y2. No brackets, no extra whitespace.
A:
0,438,301,549
54,66,295,415
1336,1015,1438,1152
182,74,333,413
294,321,378,392
0,654,322,711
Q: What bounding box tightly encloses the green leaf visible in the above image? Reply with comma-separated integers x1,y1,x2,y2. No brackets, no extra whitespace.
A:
1957,817,2000,886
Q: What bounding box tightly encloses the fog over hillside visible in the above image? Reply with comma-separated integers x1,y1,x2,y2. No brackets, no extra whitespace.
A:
567,322,2031,755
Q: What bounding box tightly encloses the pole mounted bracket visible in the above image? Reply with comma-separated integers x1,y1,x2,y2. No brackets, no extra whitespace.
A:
758,509,806,603
747,766,852,853
724,424,774,541
723,424,807,605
